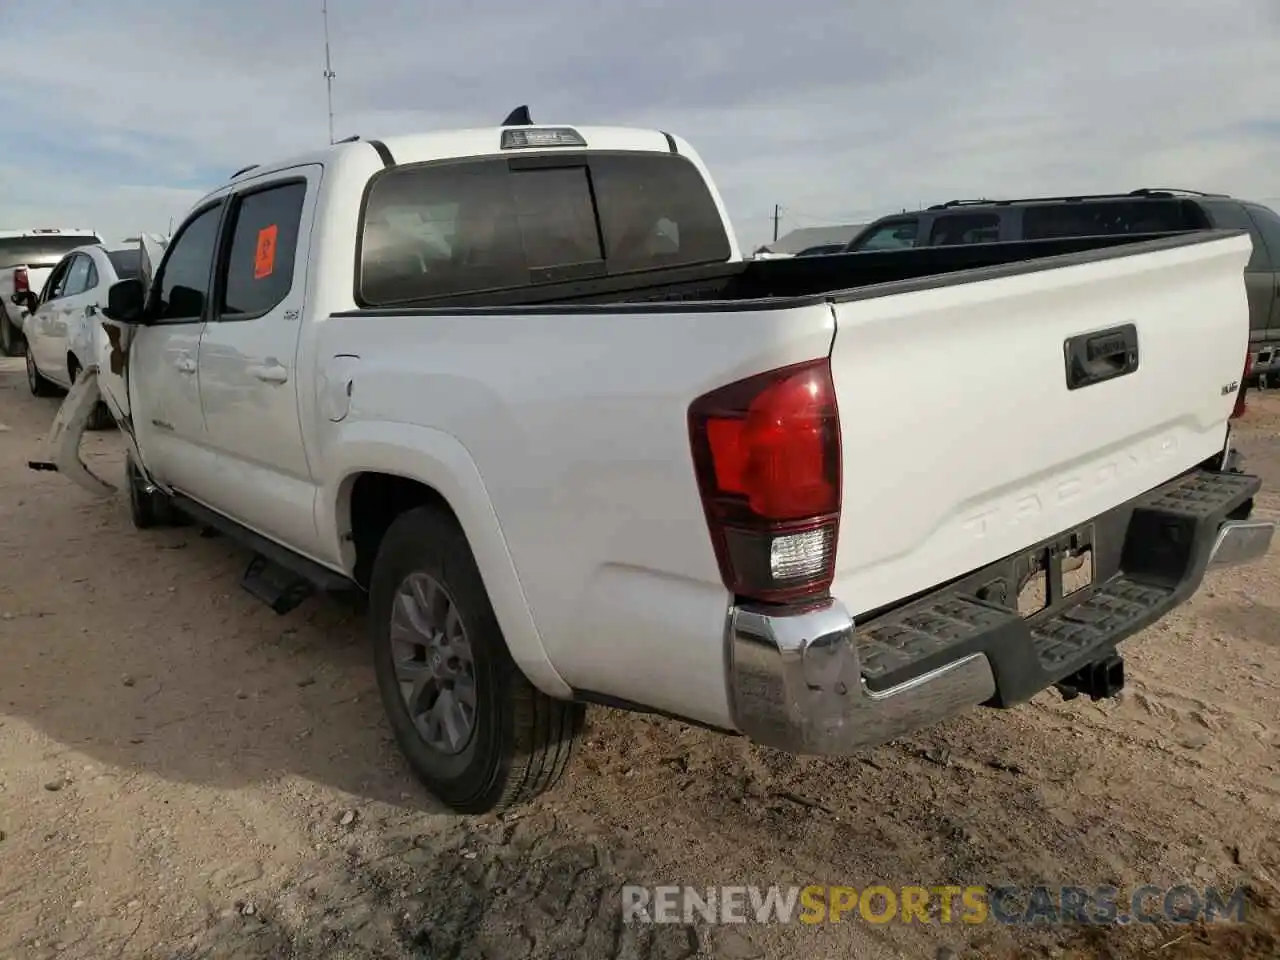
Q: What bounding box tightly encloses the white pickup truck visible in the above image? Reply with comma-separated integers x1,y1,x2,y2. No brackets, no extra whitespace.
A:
38,116,1274,814
0,228,104,356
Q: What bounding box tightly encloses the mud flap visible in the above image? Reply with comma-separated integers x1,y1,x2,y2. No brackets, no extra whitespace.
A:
28,368,118,498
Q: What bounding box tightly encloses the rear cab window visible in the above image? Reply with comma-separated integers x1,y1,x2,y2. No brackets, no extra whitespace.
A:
1021,200,1204,240
357,151,731,305
0,234,101,269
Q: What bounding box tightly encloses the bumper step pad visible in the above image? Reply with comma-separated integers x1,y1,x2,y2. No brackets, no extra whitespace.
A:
854,468,1260,706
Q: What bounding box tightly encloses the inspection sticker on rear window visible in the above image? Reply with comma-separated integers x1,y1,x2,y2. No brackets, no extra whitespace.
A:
254,224,279,279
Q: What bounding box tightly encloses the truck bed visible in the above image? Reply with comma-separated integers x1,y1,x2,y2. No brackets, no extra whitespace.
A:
343,230,1236,313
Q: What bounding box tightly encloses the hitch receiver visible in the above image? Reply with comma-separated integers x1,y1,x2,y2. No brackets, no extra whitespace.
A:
1055,654,1125,702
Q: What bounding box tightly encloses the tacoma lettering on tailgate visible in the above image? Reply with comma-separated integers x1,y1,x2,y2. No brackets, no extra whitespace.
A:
960,433,1181,540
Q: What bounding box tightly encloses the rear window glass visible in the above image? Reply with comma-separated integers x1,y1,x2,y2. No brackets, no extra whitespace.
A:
0,235,101,268
1021,201,1197,240
358,152,730,305
107,249,141,280
929,213,1000,245
588,153,729,271
849,219,918,252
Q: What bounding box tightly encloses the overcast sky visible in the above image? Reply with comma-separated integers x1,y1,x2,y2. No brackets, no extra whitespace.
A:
1,0,1278,251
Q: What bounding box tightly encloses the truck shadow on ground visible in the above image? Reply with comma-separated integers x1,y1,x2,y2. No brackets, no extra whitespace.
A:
0,458,428,808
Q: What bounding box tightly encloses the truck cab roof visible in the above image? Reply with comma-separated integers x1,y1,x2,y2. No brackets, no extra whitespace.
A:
188,121,740,302
219,125,690,194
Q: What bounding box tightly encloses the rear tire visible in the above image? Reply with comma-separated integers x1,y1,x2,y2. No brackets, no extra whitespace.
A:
25,350,57,397
0,305,25,357
126,454,181,529
369,506,584,814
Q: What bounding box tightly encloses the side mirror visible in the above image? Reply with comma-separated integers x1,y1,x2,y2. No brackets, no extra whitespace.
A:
9,291,37,313
101,278,147,324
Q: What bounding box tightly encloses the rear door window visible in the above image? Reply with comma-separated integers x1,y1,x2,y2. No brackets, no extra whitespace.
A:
358,151,731,305
929,213,1001,245
849,218,918,252
219,181,307,319
1021,200,1197,240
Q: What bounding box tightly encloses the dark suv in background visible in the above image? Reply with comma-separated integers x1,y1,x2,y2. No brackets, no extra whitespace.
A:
843,189,1280,383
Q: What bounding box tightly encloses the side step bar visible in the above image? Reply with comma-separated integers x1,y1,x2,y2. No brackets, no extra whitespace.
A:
30,368,359,618
170,494,356,615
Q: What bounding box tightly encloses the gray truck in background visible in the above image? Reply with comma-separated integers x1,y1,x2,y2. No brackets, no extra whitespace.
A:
843,190,1280,383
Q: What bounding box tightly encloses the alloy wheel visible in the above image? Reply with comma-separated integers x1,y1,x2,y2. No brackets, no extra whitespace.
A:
389,571,478,755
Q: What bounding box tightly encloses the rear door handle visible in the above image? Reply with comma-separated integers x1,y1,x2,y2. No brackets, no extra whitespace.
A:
175,355,196,374
251,361,289,384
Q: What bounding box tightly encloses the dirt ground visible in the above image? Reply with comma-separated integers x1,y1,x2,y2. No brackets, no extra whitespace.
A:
1,358,1278,960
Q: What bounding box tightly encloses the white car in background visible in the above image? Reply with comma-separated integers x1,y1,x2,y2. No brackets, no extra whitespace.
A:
20,242,145,429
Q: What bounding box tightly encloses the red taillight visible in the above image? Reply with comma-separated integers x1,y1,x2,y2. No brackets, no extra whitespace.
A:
1232,351,1252,420
13,267,28,294
689,358,841,603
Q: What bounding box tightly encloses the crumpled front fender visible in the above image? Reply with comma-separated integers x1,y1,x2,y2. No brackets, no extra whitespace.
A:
28,368,117,498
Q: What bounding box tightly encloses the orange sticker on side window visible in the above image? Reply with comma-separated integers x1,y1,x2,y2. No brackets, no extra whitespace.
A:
254,224,279,279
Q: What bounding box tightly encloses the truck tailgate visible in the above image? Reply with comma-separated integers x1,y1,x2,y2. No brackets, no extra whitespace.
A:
827,231,1253,617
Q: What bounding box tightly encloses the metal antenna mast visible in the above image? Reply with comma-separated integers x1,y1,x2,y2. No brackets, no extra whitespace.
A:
321,1,336,144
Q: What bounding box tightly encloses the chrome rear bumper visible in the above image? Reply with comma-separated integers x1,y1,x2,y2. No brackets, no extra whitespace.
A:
728,599,996,754
727,471,1273,757
1207,519,1274,568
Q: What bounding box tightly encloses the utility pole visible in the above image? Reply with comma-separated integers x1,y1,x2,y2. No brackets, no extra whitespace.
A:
772,204,781,242
321,1,337,144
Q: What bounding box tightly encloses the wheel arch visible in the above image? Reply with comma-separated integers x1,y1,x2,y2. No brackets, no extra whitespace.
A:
324,421,571,699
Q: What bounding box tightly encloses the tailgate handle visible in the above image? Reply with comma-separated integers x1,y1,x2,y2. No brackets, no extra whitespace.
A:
1064,324,1139,391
